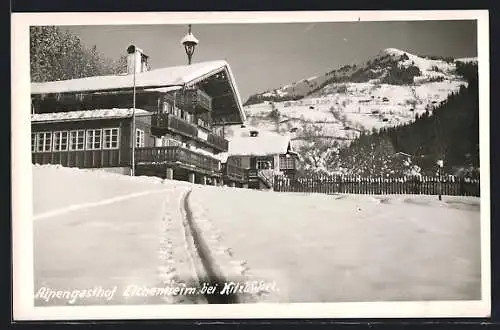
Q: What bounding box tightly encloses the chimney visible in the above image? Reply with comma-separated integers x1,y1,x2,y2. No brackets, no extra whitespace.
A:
126,45,149,74
249,130,259,137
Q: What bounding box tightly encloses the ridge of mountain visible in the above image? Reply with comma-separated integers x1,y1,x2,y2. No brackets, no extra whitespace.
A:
226,48,476,147
244,48,476,106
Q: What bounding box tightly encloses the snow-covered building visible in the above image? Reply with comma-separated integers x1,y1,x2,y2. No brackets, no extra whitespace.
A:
218,129,299,189
30,45,247,185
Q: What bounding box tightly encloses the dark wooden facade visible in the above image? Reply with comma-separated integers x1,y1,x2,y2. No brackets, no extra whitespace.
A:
32,114,151,168
29,60,298,187
221,156,247,186
30,89,244,185
223,151,298,189
31,113,227,181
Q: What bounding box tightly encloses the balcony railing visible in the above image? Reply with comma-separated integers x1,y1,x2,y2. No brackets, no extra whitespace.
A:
207,132,229,151
151,113,198,138
135,146,220,172
165,89,212,112
194,89,212,112
223,162,246,182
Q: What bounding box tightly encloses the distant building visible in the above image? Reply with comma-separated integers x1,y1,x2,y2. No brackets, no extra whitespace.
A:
30,45,247,186
218,129,299,189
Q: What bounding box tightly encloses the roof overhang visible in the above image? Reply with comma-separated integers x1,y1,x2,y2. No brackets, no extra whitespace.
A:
31,108,151,124
31,60,246,125
226,134,291,157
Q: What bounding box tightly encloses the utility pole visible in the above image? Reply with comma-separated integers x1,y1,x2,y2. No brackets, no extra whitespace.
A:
131,50,137,176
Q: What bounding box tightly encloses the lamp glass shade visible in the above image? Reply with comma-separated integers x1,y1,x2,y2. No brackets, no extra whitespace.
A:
184,43,196,56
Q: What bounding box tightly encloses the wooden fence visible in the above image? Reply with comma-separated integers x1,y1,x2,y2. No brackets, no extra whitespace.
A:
273,175,480,196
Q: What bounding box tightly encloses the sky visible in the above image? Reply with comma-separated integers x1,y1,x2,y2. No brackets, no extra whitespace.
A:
65,20,477,102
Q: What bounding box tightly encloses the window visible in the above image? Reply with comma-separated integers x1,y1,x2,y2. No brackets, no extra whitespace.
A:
53,131,69,151
103,128,120,149
280,155,296,169
31,133,36,152
136,129,145,147
257,160,273,170
86,129,102,150
36,132,52,152
198,118,210,129
69,130,85,150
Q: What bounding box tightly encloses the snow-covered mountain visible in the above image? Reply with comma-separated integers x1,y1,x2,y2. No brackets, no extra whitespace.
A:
229,48,476,148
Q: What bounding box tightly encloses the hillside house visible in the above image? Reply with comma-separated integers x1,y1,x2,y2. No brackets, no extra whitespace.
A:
218,130,299,189
30,45,247,185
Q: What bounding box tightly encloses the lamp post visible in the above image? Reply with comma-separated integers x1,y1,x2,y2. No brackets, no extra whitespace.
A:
181,24,199,65
437,159,444,200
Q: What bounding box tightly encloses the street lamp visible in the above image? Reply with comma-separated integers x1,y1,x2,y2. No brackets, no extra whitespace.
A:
181,24,199,65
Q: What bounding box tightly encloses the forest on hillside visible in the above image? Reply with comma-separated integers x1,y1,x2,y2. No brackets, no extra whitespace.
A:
328,61,479,177
30,26,127,82
297,61,479,178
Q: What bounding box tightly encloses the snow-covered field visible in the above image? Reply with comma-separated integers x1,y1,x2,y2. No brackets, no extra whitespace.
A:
33,165,200,306
189,187,481,302
240,48,472,144
32,165,481,305
241,78,465,141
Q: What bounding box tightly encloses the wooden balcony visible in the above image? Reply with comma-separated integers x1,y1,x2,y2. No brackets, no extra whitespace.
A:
135,146,220,173
223,162,247,183
191,88,212,113
207,132,229,151
151,113,198,138
165,88,212,112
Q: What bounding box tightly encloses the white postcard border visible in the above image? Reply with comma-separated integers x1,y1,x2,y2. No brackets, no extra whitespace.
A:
11,10,491,320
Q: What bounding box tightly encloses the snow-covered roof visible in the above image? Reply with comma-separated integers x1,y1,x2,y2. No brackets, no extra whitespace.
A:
214,152,229,163
31,108,151,123
227,131,292,157
455,57,478,64
31,60,246,125
181,32,199,45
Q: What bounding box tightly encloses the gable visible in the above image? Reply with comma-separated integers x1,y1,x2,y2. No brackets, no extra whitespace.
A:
31,60,246,125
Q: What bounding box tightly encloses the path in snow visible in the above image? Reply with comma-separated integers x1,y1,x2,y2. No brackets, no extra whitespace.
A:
33,165,206,306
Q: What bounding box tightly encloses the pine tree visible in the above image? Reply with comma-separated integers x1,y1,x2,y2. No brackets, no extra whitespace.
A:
331,62,479,176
